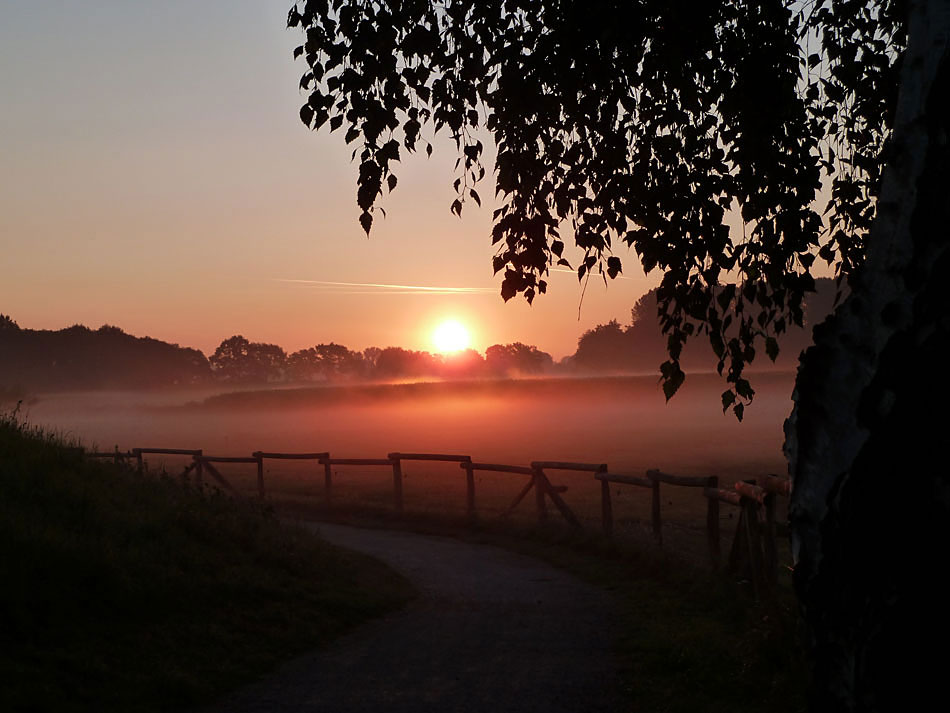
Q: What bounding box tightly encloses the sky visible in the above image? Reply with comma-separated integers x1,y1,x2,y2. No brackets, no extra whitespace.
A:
0,1,659,360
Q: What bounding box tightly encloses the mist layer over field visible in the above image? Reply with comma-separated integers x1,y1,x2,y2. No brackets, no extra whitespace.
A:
12,373,795,563
20,373,793,479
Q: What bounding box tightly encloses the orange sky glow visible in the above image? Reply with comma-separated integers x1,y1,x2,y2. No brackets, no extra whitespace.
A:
9,2,831,362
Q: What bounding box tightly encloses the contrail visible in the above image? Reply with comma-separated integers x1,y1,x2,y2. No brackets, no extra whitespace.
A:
275,278,496,294
275,267,633,295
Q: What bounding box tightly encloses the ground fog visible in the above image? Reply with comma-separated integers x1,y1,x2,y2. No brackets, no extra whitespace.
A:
20,374,792,473
17,374,791,530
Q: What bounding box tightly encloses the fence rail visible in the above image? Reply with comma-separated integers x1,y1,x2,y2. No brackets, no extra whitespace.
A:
704,487,742,507
133,447,202,456
253,451,329,460
92,444,791,593
531,461,607,472
390,452,472,463
86,449,135,462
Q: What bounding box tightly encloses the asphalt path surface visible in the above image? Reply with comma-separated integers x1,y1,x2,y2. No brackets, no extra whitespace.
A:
204,523,624,713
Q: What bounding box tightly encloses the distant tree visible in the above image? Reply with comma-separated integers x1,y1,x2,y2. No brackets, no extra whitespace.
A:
626,280,843,374
210,336,287,383
0,315,20,331
288,343,364,382
373,347,440,379
573,279,847,375
287,347,322,381
572,321,633,372
441,348,485,378
291,1,950,708
0,321,210,389
361,346,383,373
92,326,211,387
483,344,510,374
485,342,553,375
629,292,657,330
621,290,671,372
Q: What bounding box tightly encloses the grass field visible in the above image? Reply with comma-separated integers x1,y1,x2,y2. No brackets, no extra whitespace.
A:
5,374,806,711
528,535,808,713
17,373,796,568
0,413,414,713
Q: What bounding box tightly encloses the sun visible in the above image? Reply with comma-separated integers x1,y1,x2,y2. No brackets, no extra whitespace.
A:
432,319,471,354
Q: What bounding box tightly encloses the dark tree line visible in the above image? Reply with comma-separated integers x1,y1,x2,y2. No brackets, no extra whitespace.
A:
0,316,557,391
0,278,839,392
0,316,209,391
1,284,835,394
208,335,554,383
572,277,841,374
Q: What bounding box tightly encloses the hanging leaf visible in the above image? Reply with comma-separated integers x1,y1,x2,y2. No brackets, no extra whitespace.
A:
359,211,372,236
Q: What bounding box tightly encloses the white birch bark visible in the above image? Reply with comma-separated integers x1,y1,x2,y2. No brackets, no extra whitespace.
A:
786,0,950,706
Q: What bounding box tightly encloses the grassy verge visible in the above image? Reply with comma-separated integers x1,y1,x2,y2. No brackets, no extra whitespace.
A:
0,415,414,713
280,504,809,713
503,531,807,713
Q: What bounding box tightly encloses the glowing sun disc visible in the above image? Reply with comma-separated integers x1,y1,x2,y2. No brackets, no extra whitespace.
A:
432,320,471,353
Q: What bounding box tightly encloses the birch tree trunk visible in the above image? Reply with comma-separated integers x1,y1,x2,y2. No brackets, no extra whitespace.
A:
786,1,950,708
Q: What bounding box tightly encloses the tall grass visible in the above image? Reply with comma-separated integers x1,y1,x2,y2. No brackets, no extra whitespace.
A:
0,413,413,713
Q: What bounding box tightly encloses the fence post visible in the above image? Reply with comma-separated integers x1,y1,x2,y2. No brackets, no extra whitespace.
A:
739,484,765,598
533,466,548,524
462,458,476,524
743,497,760,598
256,454,265,500
649,470,662,545
601,477,613,538
392,459,404,514
113,445,120,466
135,449,143,474
707,475,721,569
194,451,203,486
323,459,333,510
763,490,778,588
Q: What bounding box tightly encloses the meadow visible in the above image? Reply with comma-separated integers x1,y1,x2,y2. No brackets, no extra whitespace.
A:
19,372,796,565
5,375,806,712
0,414,413,713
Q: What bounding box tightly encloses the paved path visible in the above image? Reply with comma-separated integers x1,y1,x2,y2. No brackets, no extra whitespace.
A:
206,523,624,713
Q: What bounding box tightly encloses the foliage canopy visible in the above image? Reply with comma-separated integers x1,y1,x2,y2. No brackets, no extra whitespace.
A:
289,0,904,416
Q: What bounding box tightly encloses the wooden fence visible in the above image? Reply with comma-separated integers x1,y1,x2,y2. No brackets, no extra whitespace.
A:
84,445,791,591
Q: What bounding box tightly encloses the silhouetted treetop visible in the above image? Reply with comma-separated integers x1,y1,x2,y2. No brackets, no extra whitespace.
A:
441,348,486,378
373,346,441,378
485,342,553,375
572,277,841,375
289,343,365,381
0,321,210,390
0,316,561,390
574,321,631,372
210,336,288,383
290,0,904,414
